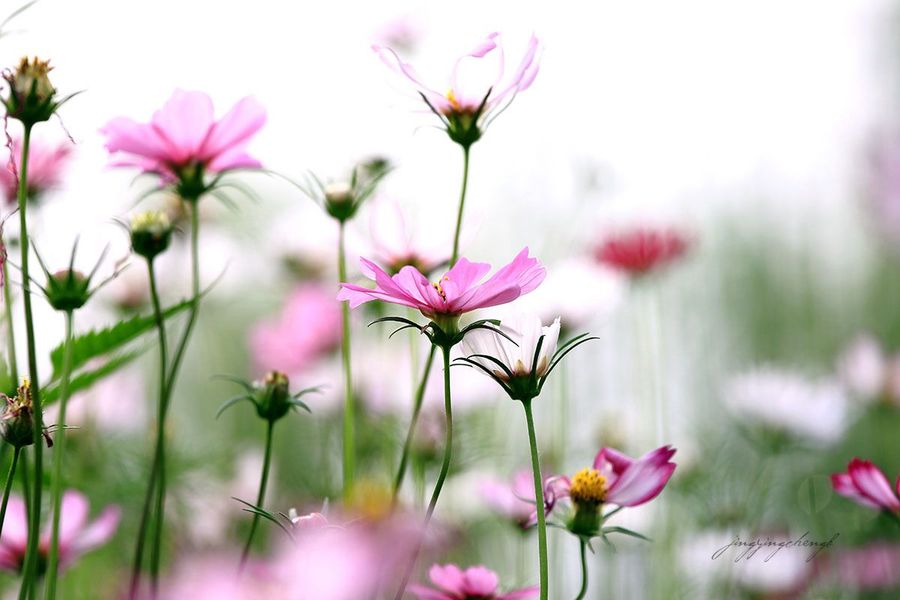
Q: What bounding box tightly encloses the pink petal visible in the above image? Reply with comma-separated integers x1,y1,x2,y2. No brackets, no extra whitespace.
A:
461,565,499,595
848,459,900,511
440,258,492,301
605,445,677,507
205,148,262,173
428,563,466,594
100,117,172,163
150,90,214,164
450,32,504,107
407,584,453,600
831,472,883,510
199,96,266,163
593,446,635,474
492,34,541,105
48,491,89,549
0,496,28,550
372,44,448,111
500,587,541,600
67,505,121,561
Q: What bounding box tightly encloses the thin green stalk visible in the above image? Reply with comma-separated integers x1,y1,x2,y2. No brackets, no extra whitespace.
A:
523,400,549,600
240,420,274,567
0,447,21,539
15,124,45,600
338,221,355,501
393,345,454,600
3,261,18,383
18,448,31,600
574,538,588,600
391,345,436,504
44,311,75,599
127,449,158,599
449,146,470,265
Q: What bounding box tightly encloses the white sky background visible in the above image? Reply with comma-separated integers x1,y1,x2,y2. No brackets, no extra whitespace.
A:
0,0,895,386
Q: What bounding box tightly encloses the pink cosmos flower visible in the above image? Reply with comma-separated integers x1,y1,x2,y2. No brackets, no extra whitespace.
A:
831,458,900,514
337,247,545,320
100,89,265,184
547,445,677,513
480,470,540,529
374,32,540,145
594,227,689,276
816,543,900,591
249,284,342,376
0,135,72,204
0,490,120,572
409,564,538,600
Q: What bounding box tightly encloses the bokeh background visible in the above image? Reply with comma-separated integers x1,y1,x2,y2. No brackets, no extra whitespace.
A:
0,0,899,597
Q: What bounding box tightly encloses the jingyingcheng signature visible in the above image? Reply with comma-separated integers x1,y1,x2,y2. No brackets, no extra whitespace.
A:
712,532,840,563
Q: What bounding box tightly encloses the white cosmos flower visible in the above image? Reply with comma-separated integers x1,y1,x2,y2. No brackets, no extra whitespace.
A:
461,314,561,381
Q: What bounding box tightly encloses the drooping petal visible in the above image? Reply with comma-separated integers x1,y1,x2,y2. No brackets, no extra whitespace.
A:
604,446,677,507
831,472,883,510
65,505,121,566
491,34,541,106
848,459,900,511
205,148,262,173
450,32,504,108
372,44,449,112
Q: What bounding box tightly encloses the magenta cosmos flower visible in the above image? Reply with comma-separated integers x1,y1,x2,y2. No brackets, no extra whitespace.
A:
410,564,538,600
0,134,72,204
831,458,900,514
100,89,266,199
338,247,545,321
249,284,341,376
0,490,120,572
374,32,540,147
594,227,689,276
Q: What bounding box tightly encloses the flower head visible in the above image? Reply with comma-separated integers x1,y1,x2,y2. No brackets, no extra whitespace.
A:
409,564,538,600
374,32,540,148
0,135,72,205
215,370,318,424
2,57,74,126
100,89,266,200
32,241,121,313
831,458,900,514
1,379,40,448
594,227,689,276
0,490,120,573
129,210,174,260
338,247,545,322
297,157,392,223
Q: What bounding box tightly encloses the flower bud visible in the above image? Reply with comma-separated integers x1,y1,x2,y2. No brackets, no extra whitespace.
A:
2,380,36,448
45,269,90,312
130,211,173,260
324,182,356,222
2,57,59,126
253,371,291,422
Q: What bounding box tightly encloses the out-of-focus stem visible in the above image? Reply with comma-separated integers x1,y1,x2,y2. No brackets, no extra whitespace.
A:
0,447,21,539
575,538,589,600
391,345,436,504
338,220,355,502
240,420,274,567
523,399,549,600
3,261,18,383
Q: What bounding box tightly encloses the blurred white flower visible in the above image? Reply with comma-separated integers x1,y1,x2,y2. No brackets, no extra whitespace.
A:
837,333,886,399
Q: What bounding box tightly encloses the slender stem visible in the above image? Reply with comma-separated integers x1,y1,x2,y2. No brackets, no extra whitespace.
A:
338,220,355,502
0,447,21,539
523,400,549,600
449,146,470,265
240,420,275,567
394,345,454,600
15,124,44,600
44,311,75,599
3,261,18,383
574,538,589,600
127,451,158,599
391,345,436,504
18,448,31,600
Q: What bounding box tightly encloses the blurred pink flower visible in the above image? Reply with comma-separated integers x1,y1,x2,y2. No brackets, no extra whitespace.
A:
249,284,341,376
480,469,539,529
368,197,447,275
373,16,423,54
816,543,900,591
0,135,72,204
100,89,266,183
374,32,539,145
0,490,120,572
594,227,689,276
546,445,677,514
409,564,538,600
831,458,900,514
160,555,275,599
338,248,545,319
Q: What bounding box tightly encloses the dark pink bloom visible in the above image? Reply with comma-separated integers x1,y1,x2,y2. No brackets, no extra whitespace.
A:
831,458,900,513
374,32,539,134
594,227,689,275
548,445,677,511
0,490,120,572
100,89,265,182
249,284,341,376
0,135,72,204
410,564,538,600
337,248,545,319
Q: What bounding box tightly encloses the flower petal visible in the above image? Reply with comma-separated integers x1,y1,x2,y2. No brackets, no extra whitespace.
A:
199,95,266,163
605,445,677,507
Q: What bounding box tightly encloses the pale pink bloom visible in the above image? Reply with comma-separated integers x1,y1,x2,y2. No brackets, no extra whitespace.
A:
160,555,276,599
368,197,448,275
817,543,900,591
0,134,72,204
837,334,887,399
338,247,545,319
47,365,147,434
480,470,539,529
410,564,538,600
594,227,689,275
831,458,900,513
867,134,900,245
0,490,120,572
547,446,677,513
374,32,539,125
100,89,266,182
249,284,341,376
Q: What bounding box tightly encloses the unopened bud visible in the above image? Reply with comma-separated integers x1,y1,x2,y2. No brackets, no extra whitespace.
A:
45,269,90,312
130,211,173,260
3,57,60,126
254,371,291,422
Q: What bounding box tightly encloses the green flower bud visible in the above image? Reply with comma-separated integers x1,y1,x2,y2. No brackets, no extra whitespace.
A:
324,182,356,222
2,380,36,448
2,57,60,126
254,371,291,422
45,269,90,312
130,211,173,260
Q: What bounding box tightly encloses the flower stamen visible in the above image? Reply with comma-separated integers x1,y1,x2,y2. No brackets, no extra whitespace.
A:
569,468,607,505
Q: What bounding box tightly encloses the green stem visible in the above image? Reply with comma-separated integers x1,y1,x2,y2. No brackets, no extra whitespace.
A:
575,538,588,600
15,124,44,600
43,311,75,600
391,345,436,504
240,420,275,567
523,400,549,600
0,447,21,539
393,345,454,600
449,146,470,265
338,220,355,502
18,448,31,600
3,261,18,384
127,451,158,599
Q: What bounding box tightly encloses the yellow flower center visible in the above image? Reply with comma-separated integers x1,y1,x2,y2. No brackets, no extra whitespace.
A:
432,276,449,300
569,468,607,504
